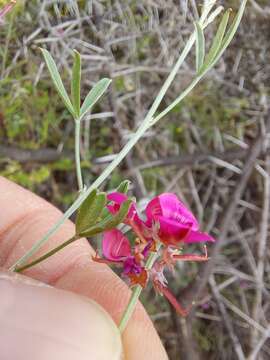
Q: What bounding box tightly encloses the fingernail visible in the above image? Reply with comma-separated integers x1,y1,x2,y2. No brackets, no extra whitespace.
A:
0,270,122,360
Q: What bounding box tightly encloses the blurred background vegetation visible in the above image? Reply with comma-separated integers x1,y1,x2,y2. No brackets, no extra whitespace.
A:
1,1,270,359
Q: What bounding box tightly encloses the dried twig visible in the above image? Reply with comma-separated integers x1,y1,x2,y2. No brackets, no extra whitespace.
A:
209,275,246,360
251,158,270,349
181,115,270,305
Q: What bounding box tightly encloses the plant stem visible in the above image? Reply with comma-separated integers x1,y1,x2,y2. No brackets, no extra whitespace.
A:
118,243,161,333
75,119,83,192
118,285,142,333
14,234,79,273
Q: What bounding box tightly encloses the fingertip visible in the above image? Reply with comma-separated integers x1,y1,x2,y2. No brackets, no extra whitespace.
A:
0,270,122,360
56,262,168,360
123,321,169,360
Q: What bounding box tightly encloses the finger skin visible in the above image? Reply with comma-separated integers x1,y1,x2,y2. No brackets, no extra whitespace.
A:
0,177,168,360
0,270,122,360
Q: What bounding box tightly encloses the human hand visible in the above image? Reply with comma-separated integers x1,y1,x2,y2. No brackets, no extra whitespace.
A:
0,177,168,360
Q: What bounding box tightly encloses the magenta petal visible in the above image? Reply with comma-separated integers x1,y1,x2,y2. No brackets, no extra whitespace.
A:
107,191,128,204
145,193,199,230
107,192,127,215
158,216,191,245
184,230,215,244
145,196,163,222
102,229,131,261
107,191,139,221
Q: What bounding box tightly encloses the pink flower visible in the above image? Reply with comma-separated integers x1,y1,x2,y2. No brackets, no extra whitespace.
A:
145,193,215,246
94,191,215,316
94,229,148,287
107,192,141,224
102,229,131,262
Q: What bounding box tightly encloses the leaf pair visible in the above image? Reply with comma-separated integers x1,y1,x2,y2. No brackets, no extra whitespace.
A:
75,180,132,237
41,48,111,119
195,9,230,74
195,2,246,75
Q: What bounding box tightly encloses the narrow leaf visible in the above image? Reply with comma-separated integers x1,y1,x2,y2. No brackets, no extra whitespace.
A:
201,9,230,72
76,189,97,234
80,78,112,118
79,199,133,237
71,50,81,118
76,193,107,235
205,6,224,26
76,189,107,235
40,48,75,117
100,199,133,231
203,0,248,73
216,1,247,63
200,0,217,24
116,180,131,194
194,22,205,73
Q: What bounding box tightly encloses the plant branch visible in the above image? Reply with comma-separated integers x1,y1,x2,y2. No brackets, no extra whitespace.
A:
118,243,161,333
75,119,83,192
14,234,79,273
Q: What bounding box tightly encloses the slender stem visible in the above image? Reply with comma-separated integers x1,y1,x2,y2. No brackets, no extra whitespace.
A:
118,243,161,333
75,119,83,192
14,235,79,273
118,285,142,333
152,76,202,126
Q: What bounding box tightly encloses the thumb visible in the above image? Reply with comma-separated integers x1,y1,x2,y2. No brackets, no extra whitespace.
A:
0,270,122,360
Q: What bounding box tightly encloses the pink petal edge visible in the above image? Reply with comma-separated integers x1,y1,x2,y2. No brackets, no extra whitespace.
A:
184,230,215,243
102,229,131,261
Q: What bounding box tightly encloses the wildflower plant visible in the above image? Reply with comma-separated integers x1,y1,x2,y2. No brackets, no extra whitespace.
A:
8,0,248,333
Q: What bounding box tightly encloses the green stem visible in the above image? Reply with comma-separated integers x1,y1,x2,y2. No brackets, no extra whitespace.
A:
14,234,79,273
118,243,161,333
75,119,83,192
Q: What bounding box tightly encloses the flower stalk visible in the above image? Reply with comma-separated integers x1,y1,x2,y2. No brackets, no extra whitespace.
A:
14,234,79,273
119,243,161,333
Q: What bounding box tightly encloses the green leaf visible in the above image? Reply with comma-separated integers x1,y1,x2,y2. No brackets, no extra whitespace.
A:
100,199,133,231
116,180,131,194
40,48,75,117
80,78,112,118
75,189,107,235
216,1,247,64
202,0,248,74
77,224,104,238
201,9,230,72
194,22,205,73
71,50,81,118
79,199,133,237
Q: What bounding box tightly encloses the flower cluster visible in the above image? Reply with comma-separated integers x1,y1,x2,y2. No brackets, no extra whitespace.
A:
94,192,215,316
